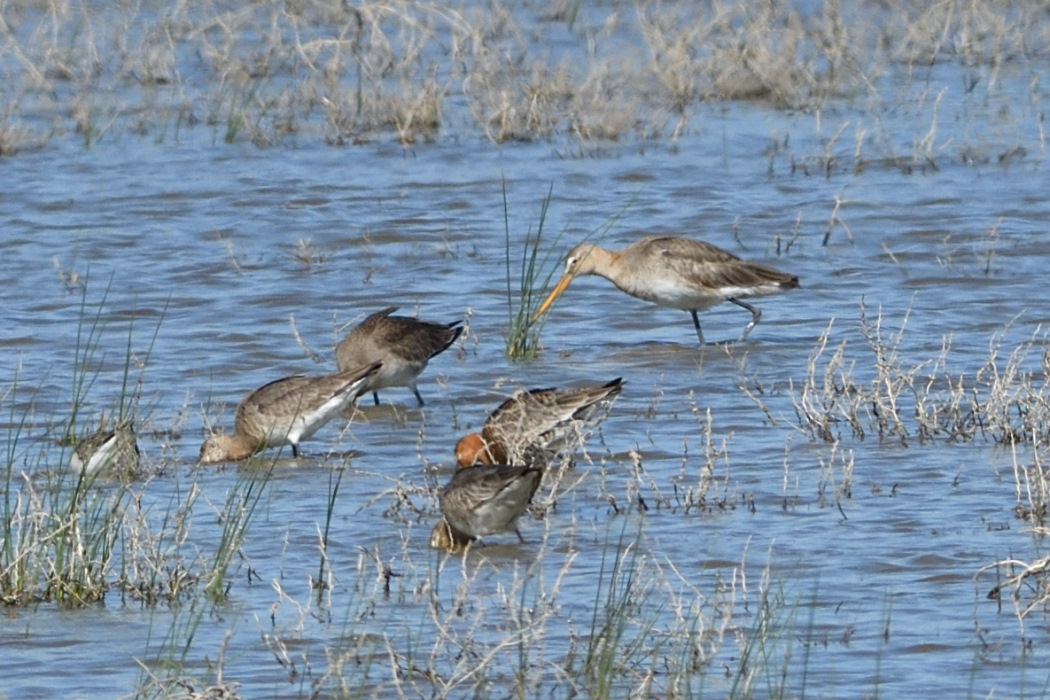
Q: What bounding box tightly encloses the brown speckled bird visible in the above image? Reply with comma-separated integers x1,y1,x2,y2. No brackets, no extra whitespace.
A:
532,236,799,345
454,378,623,468
335,306,462,406
430,463,543,552
199,361,382,463
70,419,140,478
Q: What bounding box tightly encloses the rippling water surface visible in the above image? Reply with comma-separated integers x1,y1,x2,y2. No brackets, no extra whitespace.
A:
3,3,1050,699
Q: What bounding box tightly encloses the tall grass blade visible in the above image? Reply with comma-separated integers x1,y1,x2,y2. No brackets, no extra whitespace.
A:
504,180,563,360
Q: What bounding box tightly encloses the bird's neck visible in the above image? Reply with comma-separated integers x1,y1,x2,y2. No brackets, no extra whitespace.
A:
580,247,618,279
220,433,259,461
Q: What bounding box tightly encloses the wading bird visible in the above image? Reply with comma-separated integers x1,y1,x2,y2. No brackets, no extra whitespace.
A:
532,236,799,345
430,463,543,552
199,361,382,463
70,419,140,478
335,306,463,406
454,378,624,468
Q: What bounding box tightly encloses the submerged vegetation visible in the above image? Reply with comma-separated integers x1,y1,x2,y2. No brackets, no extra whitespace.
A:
0,0,1045,162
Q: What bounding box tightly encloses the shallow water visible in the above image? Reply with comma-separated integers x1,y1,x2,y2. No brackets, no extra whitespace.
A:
3,2,1050,698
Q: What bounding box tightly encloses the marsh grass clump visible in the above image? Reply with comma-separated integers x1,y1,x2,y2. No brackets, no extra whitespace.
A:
0,278,268,611
412,514,752,698
1,281,154,605
784,303,1050,534
797,309,1050,451
0,414,138,606
638,1,866,116
503,183,563,360
680,397,730,511
576,523,660,696
0,0,1045,159
202,464,273,600
0,466,131,605
726,558,806,700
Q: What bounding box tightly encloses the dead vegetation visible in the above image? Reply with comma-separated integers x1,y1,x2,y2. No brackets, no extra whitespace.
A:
0,0,1047,156
788,307,1050,449
778,302,1050,639
784,303,1050,534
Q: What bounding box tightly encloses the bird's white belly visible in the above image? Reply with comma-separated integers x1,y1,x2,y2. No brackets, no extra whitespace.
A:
262,393,351,447
368,360,422,391
624,277,723,311
70,435,118,474
623,277,783,310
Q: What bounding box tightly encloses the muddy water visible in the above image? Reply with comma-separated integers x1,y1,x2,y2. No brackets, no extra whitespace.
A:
3,33,1050,700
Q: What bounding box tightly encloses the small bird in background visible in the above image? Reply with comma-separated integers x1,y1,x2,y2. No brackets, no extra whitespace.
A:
335,306,463,406
199,361,382,463
532,236,799,345
454,378,624,468
430,463,543,552
69,419,140,478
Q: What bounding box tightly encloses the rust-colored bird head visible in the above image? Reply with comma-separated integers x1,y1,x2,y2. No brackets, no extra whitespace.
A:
454,432,501,467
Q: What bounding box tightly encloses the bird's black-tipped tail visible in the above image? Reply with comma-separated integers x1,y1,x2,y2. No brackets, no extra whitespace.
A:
437,319,465,356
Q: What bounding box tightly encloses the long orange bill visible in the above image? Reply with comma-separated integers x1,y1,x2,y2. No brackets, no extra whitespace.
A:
531,274,573,323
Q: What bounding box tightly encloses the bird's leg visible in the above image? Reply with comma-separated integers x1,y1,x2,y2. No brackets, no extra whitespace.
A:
729,298,762,341
689,310,706,346
291,444,301,458
513,526,527,544
412,386,426,407
372,391,381,406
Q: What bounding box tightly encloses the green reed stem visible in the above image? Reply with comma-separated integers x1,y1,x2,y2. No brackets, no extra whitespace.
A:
580,517,657,698
205,462,273,600
317,463,345,603
503,180,562,360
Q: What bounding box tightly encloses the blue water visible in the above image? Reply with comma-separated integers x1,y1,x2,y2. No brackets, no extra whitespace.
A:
2,1,1050,698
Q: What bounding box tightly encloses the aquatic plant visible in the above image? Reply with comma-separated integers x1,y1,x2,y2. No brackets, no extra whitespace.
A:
785,303,1050,453
203,462,274,601
0,0,1041,163
1,280,154,605
503,182,562,360
728,558,801,699
577,520,657,697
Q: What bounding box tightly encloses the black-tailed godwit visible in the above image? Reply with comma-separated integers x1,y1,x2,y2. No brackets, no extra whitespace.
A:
335,306,462,406
532,236,799,345
199,361,382,463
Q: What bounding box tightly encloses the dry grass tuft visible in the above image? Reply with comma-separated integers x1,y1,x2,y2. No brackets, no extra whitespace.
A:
785,303,1050,536
0,0,1044,157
